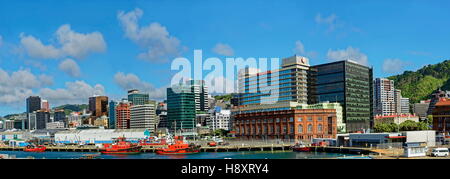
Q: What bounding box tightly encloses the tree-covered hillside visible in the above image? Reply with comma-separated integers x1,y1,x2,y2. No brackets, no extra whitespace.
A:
388,60,450,103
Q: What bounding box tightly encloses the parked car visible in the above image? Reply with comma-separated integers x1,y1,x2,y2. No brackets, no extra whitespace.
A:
431,148,449,157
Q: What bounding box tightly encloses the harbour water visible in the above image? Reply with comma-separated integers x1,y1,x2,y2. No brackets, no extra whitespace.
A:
0,151,357,159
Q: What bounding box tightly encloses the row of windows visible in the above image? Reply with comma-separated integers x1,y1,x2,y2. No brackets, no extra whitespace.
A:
236,124,325,134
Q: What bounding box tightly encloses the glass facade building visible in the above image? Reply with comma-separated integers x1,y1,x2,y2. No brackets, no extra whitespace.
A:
127,89,150,105
108,100,117,129
309,60,373,132
167,85,196,130
238,56,310,106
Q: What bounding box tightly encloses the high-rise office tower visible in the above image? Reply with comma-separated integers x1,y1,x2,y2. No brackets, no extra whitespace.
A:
36,109,50,129
238,55,310,105
115,100,131,129
89,96,109,123
128,89,150,105
309,60,373,132
108,100,117,129
187,80,209,112
167,85,196,130
374,78,396,116
130,101,157,130
26,96,41,130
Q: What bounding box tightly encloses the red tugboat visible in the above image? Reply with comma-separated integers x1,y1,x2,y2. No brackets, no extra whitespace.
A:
292,142,311,152
100,136,142,155
24,145,46,152
155,136,200,155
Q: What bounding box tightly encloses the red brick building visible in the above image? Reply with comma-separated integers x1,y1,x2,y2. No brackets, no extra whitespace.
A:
233,109,337,140
432,99,450,134
116,102,131,129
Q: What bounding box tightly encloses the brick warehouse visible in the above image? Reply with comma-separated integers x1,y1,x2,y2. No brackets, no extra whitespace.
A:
233,109,337,140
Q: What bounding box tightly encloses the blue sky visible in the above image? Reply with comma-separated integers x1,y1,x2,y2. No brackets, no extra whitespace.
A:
1,0,450,116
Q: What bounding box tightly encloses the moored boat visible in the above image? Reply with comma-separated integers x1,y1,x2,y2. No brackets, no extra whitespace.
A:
24,145,46,152
155,136,200,155
292,142,311,152
100,136,142,155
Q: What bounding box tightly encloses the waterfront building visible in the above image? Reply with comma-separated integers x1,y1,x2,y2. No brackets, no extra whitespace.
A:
167,84,196,130
26,96,41,130
88,96,109,123
116,100,131,129
297,102,345,133
374,78,396,116
128,89,150,105
54,129,147,144
41,100,49,111
108,100,117,129
232,102,338,140
413,100,430,121
309,60,373,132
238,55,310,106
209,109,231,131
374,114,419,126
432,98,450,135
130,102,157,131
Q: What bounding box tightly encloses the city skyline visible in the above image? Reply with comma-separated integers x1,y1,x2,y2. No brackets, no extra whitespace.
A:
2,0,450,116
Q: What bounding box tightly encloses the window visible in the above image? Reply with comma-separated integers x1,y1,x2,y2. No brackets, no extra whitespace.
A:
298,125,303,133
318,124,323,133
290,124,294,134
308,117,312,121
297,117,302,122
308,124,313,133
289,117,294,122
318,116,322,121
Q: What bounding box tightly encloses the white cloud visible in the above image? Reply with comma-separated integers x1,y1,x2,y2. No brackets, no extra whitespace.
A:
56,24,106,59
117,8,184,62
59,58,81,77
212,43,234,56
19,24,106,60
20,34,62,59
39,81,105,106
292,40,317,58
327,47,368,66
0,68,53,106
293,41,305,55
114,72,166,100
383,58,409,74
315,13,339,32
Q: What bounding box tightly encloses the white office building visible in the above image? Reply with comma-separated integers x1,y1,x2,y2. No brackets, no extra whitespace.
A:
130,103,157,131
209,109,231,131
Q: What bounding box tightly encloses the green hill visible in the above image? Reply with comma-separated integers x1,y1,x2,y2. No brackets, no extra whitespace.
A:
53,104,88,115
388,60,450,103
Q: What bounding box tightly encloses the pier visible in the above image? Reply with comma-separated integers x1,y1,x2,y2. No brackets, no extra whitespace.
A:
0,145,380,155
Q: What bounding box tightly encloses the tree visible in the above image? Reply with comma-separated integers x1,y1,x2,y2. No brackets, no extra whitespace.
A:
373,123,398,132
